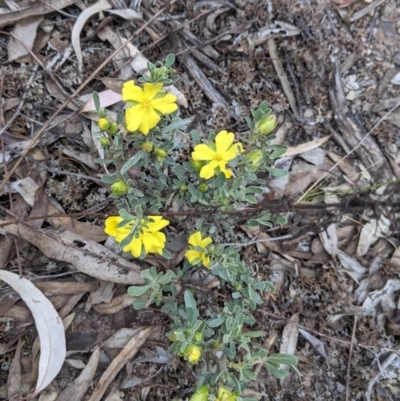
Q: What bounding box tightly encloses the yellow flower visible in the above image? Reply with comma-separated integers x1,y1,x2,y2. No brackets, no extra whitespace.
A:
122,81,178,135
185,232,212,268
183,344,202,364
191,130,243,179
104,216,169,258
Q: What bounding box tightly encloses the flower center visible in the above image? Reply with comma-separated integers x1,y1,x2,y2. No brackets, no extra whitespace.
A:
214,153,223,161
142,100,152,110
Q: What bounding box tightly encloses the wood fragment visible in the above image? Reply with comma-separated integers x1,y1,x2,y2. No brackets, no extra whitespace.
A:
267,38,299,116
87,327,154,401
329,62,393,182
178,53,228,109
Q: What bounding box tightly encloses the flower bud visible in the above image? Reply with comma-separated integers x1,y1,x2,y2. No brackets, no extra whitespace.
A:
190,159,204,171
183,344,202,364
189,386,209,401
256,114,276,135
180,184,187,191
155,148,167,159
217,387,237,401
98,117,110,131
111,180,127,195
198,183,208,192
142,141,154,153
194,332,204,342
246,150,263,167
99,136,111,147
109,122,118,135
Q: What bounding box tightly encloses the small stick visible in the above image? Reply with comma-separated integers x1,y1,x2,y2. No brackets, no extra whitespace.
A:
345,316,358,401
267,38,299,116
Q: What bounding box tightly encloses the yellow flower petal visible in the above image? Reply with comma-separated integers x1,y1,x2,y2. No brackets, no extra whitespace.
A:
192,144,216,161
200,237,212,248
114,227,131,243
122,81,144,102
104,216,122,237
141,231,165,253
223,142,244,161
200,160,219,179
142,82,163,100
143,216,170,232
215,130,234,153
138,107,161,135
185,250,202,264
201,254,211,268
188,232,202,247
151,95,178,114
125,105,144,132
123,237,142,258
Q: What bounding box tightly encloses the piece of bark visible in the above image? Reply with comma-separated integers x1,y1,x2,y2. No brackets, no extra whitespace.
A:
329,61,393,182
178,52,228,109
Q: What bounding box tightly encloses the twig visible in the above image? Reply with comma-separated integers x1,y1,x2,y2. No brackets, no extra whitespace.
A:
267,37,299,116
222,234,293,247
0,0,176,193
350,0,387,22
345,316,357,401
39,0,78,18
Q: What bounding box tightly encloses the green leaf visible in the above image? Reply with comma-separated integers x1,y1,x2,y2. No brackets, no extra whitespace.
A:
165,53,175,68
120,150,145,175
132,298,148,310
119,208,135,222
265,167,288,178
265,362,288,379
93,91,100,110
270,146,287,159
231,176,244,191
127,285,150,296
246,186,264,194
242,368,256,380
208,316,225,328
184,290,197,312
244,195,257,204
275,215,287,224
141,268,157,282
215,172,226,190
101,175,115,184
174,163,186,181
266,353,298,366
242,330,266,338
116,110,124,125
162,118,192,133
186,307,197,325
157,270,176,285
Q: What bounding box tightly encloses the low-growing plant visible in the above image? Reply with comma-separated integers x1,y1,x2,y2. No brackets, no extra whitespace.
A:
92,54,299,400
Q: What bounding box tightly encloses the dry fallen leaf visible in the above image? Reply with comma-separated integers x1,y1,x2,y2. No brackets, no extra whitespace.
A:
72,0,112,72
279,312,299,385
8,15,43,62
0,270,66,396
284,135,331,157
56,347,101,401
87,327,154,401
1,221,144,284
